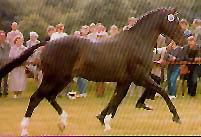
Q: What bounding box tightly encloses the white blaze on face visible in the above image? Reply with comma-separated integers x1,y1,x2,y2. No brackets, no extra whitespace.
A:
168,14,175,22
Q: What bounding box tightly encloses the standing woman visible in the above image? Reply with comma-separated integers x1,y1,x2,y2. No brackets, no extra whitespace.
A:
9,36,27,98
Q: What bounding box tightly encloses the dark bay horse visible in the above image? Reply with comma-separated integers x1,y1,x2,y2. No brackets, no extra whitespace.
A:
0,8,187,135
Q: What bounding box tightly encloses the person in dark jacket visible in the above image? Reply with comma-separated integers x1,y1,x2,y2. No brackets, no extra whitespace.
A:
182,36,201,96
164,41,183,99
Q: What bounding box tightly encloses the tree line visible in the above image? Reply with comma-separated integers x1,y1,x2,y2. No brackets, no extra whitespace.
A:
0,0,200,41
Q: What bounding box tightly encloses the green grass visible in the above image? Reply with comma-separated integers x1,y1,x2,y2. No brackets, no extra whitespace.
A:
0,79,201,136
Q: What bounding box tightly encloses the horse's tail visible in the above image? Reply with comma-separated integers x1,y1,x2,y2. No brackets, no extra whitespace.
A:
0,41,47,78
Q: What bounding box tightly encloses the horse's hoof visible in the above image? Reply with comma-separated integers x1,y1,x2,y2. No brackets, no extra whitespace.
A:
58,122,65,132
21,129,28,136
172,116,182,124
104,126,112,132
96,114,105,126
136,103,153,111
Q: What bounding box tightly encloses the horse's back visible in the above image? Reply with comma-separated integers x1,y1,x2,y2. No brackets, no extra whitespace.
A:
40,36,83,75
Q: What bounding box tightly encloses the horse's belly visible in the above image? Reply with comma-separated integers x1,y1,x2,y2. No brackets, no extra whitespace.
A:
78,65,129,82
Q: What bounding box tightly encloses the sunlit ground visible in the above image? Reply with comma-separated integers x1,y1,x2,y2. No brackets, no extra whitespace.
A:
0,79,201,136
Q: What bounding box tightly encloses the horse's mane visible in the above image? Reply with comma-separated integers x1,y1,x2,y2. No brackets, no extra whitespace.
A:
129,8,171,31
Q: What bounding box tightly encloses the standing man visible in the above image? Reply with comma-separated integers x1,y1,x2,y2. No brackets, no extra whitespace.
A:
76,25,90,98
0,30,11,97
6,22,23,46
50,23,67,41
183,36,201,96
164,41,183,99
123,17,137,31
179,19,192,38
50,23,70,97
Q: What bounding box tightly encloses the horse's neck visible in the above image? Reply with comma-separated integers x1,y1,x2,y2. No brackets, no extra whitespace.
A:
126,21,160,52
129,12,161,42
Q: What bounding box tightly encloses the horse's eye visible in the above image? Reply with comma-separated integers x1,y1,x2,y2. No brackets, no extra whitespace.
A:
167,14,175,22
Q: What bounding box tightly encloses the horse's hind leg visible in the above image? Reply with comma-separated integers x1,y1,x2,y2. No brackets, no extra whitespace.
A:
135,89,153,110
20,78,58,136
143,75,180,124
45,80,71,132
97,82,131,131
136,74,161,110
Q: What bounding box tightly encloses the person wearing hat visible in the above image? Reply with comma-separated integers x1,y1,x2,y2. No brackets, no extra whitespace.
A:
9,36,27,98
0,30,11,97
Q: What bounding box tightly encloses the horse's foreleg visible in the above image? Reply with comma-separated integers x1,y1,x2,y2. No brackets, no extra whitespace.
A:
143,76,181,124
45,80,69,132
21,90,45,136
97,82,131,131
47,96,67,131
21,79,55,136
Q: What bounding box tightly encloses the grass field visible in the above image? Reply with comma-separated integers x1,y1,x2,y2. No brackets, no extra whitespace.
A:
1,79,201,136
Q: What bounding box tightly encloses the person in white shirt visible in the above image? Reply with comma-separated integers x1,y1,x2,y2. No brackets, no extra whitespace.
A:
51,23,70,97
87,23,97,41
50,23,68,41
26,32,40,48
26,32,41,84
93,23,108,43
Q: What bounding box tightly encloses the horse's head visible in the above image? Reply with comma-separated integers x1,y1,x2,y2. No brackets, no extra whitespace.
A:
160,8,187,46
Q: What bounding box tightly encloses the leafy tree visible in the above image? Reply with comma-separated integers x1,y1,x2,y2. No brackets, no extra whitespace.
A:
1,0,200,38
0,0,17,32
190,0,201,20
18,14,48,41
81,0,132,29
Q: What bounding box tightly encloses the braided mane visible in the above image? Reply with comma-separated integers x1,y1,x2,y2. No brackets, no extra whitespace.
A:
129,8,171,31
